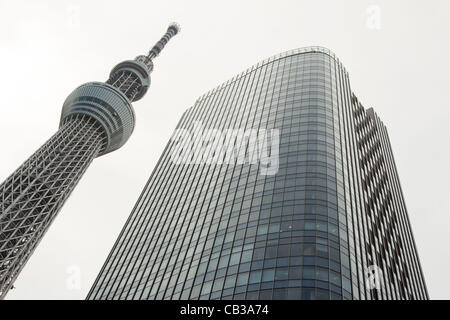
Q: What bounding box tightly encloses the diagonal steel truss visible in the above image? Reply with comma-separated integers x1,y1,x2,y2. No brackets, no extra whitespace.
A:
0,115,105,298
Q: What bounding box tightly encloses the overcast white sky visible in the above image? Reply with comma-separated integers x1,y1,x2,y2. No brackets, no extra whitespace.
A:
0,0,449,300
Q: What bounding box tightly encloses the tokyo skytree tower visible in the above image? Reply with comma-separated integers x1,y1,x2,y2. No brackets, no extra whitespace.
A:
0,23,180,299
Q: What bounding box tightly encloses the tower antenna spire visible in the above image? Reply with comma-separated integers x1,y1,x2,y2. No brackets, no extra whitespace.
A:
135,23,180,75
148,22,181,61
109,23,180,101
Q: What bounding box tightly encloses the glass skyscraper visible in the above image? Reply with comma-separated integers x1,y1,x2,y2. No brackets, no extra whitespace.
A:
87,47,428,300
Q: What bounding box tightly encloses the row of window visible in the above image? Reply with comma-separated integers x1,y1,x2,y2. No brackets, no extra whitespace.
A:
90,51,355,301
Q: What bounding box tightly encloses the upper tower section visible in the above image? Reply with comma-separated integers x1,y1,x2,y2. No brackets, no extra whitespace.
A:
108,22,181,102
60,23,180,156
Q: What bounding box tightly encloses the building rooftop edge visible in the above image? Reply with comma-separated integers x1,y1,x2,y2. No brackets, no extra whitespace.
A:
194,46,347,105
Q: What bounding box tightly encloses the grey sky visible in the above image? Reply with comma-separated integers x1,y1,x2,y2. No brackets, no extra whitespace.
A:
0,0,448,299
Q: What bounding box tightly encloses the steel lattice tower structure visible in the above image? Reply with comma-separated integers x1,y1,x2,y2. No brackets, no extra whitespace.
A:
0,23,180,299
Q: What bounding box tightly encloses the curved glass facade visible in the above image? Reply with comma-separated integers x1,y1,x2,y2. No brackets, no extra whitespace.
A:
88,47,428,300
